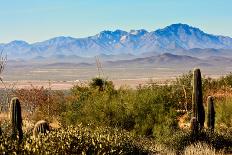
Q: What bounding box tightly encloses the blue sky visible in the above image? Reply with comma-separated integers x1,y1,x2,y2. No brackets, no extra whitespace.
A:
0,0,231,43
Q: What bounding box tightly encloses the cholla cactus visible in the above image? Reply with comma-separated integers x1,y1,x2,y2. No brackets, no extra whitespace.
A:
207,96,215,132
10,97,23,141
33,120,50,138
192,68,205,130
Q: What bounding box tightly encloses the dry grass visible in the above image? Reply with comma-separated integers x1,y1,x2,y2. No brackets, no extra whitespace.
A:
0,112,8,122
178,113,191,129
184,143,225,155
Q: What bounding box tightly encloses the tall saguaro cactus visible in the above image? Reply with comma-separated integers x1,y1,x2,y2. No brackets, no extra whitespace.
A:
192,68,205,131
10,97,23,141
207,96,215,132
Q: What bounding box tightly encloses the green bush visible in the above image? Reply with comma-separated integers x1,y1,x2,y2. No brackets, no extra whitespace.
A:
165,130,232,153
89,77,114,91
215,97,232,131
61,81,179,139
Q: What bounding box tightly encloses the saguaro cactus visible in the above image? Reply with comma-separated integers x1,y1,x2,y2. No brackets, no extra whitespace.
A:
10,97,23,141
207,96,215,132
33,120,50,138
192,68,205,130
190,117,198,134
0,126,2,136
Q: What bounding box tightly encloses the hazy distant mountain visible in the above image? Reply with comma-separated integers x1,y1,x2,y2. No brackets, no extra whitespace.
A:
105,53,203,67
1,23,232,60
6,53,232,71
103,53,232,68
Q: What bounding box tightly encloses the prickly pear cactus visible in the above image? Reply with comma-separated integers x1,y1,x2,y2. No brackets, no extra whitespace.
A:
33,120,50,138
10,97,23,141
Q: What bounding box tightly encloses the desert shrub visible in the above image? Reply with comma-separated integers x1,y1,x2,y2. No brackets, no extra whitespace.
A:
14,87,65,122
173,71,224,110
89,77,114,91
61,81,179,139
184,143,219,155
174,71,232,129
215,96,232,131
202,73,232,99
202,77,220,95
219,73,232,88
62,83,133,128
132,84,179,138
173,71,193,110
0,125,153,154
165,130,232,153
174,71,232,107
89,77,105,91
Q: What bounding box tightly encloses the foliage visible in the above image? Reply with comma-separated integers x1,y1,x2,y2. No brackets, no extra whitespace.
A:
89,77,114,91
215,96,232,131
1,70,232,153
14,87,65,122
62,82,179,139
166,130,232,153
219,73,232,88
174,70,193,110
0,125,153,154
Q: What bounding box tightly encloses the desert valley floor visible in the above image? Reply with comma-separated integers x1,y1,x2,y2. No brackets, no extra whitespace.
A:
1,65,231,90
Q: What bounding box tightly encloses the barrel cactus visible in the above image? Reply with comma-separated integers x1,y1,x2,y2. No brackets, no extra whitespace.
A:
10,97,23,141
192,68,205,130
207,96,215,132
33,120,50,138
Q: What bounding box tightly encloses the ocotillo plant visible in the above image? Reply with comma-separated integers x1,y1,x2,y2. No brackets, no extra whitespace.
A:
192,68,205,131
207,96,215,132
10,97,23,141
33,120,50,138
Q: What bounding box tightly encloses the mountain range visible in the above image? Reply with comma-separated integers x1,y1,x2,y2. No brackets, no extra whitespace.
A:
1,23,232,60
6,52,232,77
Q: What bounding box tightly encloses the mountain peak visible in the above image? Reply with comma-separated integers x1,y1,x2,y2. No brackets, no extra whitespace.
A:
114,29,128,34
37,36,76,44
4,40,30,48
155,23,204,36
169,23,192,28
9,40,29,45
49,36,75,41
129,29,148,36
96,30,126,39
166,23,198,30
99,30,112,35
98,29,127,35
